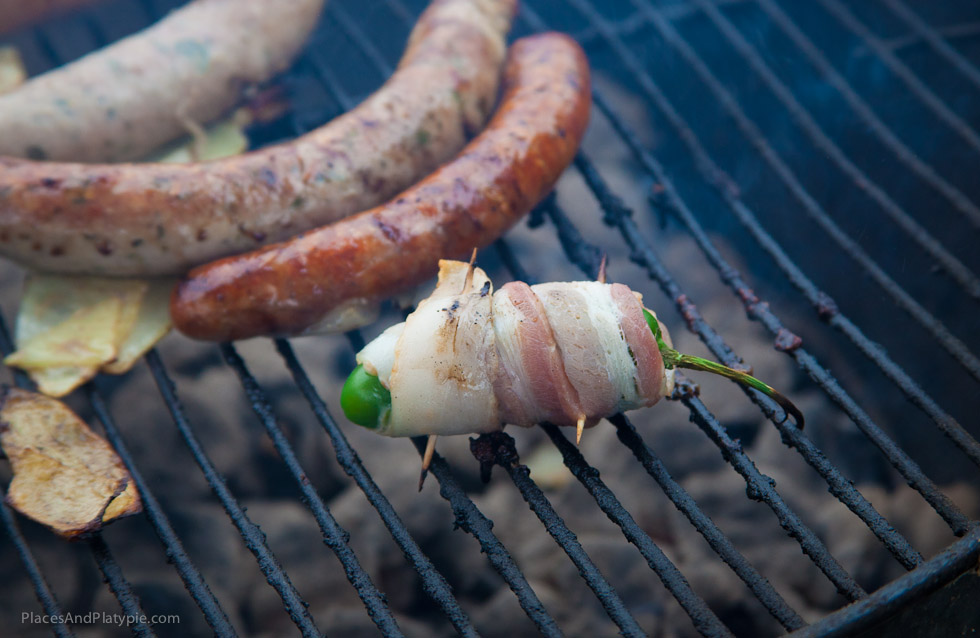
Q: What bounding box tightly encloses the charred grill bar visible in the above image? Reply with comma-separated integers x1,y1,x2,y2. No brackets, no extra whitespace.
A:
1,0,978,637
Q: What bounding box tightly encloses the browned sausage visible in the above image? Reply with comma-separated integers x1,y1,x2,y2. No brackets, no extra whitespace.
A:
0,0,515,276
171,32,591,341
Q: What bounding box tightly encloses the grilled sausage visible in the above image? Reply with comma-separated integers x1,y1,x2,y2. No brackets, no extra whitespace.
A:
0,0,102,35
171,33,591,341
0,0,326,162
0,0,515,277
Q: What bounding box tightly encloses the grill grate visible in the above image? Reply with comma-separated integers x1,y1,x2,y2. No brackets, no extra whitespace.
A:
815,0,980,155
1,0,979,637
85,380,237,637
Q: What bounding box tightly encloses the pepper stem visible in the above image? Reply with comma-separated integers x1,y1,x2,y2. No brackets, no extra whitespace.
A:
673,354,804,428
643,309,804,428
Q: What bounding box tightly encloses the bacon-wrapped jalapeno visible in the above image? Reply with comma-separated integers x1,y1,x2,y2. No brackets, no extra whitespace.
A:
341,259,802,478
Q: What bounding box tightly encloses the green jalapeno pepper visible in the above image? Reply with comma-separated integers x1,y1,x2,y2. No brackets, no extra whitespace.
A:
340,364,391,430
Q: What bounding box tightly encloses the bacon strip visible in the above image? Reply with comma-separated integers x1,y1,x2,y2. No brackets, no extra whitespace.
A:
492,282,582,426
386,261,500,436
531,283,620,419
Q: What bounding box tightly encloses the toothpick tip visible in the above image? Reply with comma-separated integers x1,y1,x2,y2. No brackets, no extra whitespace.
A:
461,249,478,294
419,434,438,489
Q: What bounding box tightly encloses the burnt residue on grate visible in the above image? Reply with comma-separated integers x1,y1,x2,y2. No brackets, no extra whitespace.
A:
0,0,979,637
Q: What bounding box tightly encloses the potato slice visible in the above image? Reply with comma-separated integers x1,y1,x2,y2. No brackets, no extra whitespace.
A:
29,366,101,400
150,113,250,164
0,387,142,538
13,275,147,345
102,279,175,374
6,277,150,396
5,297,123,369
7,275,175,394
0,46,26,95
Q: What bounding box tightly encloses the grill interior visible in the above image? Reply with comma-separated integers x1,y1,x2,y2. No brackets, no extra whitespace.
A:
1,0,979,636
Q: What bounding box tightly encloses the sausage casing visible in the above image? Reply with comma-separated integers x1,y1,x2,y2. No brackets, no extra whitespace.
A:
171,33,591,341
0,0,515,276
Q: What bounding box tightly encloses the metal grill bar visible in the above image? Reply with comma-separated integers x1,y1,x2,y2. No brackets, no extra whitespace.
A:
540,198,867,601
0,325,76,638
219,343,447,638
472,431,648,637
0,495,75,638
604,99,980,524
0,330,154,636
880,0,980,91
788,525,980,638
275,338,565,638
556,0,980,385
539,422,738,637
815,0,980,155
416,457,565,638
685,390,868,601
84,383,240,637
754,0,980,230
587,57,980,473
689,0,980,296
87,534,154,638
608,413,806,631
619,161,963,546
330,1,393,77
144,351,322,638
